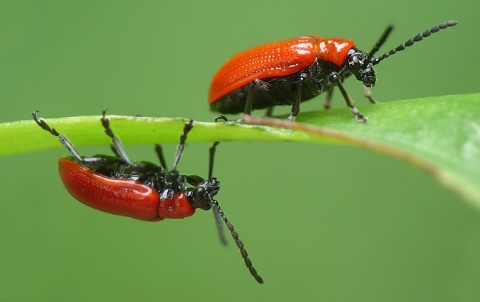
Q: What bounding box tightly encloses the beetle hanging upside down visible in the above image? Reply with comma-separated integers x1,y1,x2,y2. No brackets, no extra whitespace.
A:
32,111,263,284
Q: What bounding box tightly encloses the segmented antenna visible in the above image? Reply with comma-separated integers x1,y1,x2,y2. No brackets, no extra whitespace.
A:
372,20,457,65
211,199,264,284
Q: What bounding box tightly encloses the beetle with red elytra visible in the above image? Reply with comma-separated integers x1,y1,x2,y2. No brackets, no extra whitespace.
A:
209,21,457,122
32,111,263,284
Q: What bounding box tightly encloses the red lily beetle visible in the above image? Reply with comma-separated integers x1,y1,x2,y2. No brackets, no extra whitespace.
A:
32,111,263,284
209,20,457,122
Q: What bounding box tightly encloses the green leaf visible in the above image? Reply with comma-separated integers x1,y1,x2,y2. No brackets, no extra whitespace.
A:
2,93,479,207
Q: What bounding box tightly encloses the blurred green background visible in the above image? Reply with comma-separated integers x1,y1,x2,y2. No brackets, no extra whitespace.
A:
1,1,479,301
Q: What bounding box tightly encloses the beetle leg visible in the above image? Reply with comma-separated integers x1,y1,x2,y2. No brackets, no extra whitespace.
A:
323,87,334,109
154,145,168,170
265,106,274,117
100,109,137,167
242,81,255,118
208,141,220,180
171,119,194,171
32,111,84,162
209,116,227,178
209,115,228,179
208,141,227,245
329,73,367,122
363,84,378,104
209,115,227,179
241,79,270,122
287,73,308,122
209,115,228,245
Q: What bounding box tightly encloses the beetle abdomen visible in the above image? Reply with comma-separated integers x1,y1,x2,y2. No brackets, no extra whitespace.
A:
210,62,329,114
59,158,163,221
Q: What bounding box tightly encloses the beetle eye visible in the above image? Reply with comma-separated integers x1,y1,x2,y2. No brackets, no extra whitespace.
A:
348,54,365,69
194,186,206,200
348,55,358,65
191,186,211,210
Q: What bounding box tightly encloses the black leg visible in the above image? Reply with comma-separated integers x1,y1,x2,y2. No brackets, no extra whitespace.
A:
329,73,366,122
154,145,168,170
287,73,307,122
100,109,136,167
32,111,83,162
323,87,334,109
210,115,228,245
241,79,271,122
171,119,194,171
265,106,273,117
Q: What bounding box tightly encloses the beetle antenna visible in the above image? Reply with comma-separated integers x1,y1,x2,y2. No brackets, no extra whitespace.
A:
366,25,394,64
211,199,264,284
210,115,229,245
372,20,457,65
172,119,194,171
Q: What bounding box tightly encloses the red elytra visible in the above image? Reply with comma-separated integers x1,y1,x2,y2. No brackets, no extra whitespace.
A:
32,110,264,284
58,158,195,221
209,21,457,122
209,36,355,102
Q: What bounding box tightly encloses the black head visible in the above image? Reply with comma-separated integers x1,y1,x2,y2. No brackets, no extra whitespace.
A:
346,49,377,87
188,177,220,211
